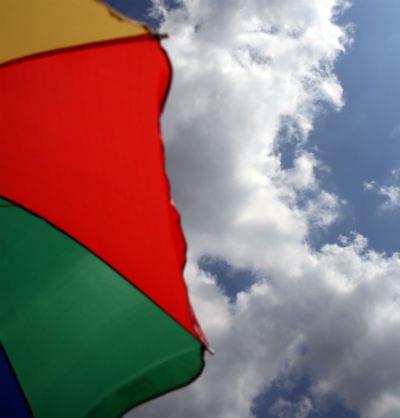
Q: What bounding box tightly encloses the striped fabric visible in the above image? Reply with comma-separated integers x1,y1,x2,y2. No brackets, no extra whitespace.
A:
0,1,207,417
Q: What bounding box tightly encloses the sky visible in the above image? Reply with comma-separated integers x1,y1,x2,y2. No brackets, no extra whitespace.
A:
105,1,400,417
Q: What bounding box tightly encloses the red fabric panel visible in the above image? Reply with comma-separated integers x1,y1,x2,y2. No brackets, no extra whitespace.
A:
0,38,205,344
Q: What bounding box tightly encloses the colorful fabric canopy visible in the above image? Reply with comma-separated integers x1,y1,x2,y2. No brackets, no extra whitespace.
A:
0,1,207,417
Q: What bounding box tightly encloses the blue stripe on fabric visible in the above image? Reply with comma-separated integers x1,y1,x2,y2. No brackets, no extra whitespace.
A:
0,344,32,418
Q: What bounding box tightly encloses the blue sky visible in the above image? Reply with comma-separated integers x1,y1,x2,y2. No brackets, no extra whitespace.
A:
104,0,158,27
105,1,400,417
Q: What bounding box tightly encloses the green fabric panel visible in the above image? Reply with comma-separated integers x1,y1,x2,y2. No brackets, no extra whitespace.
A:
0,198,203,418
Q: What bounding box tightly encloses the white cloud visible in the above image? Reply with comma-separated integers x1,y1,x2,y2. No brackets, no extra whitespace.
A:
363,179,375,191
268,396,314,418
364,171,400,211
126,1,400,417
379,185,400,210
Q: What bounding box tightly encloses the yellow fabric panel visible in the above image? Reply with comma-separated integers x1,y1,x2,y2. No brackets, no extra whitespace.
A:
0,0,151,64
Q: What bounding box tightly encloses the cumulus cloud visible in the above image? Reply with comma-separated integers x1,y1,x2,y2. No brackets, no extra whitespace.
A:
127,1,400,417
268,396,314,418
363,179,376,191
379,185,400,210
364,169,400,211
